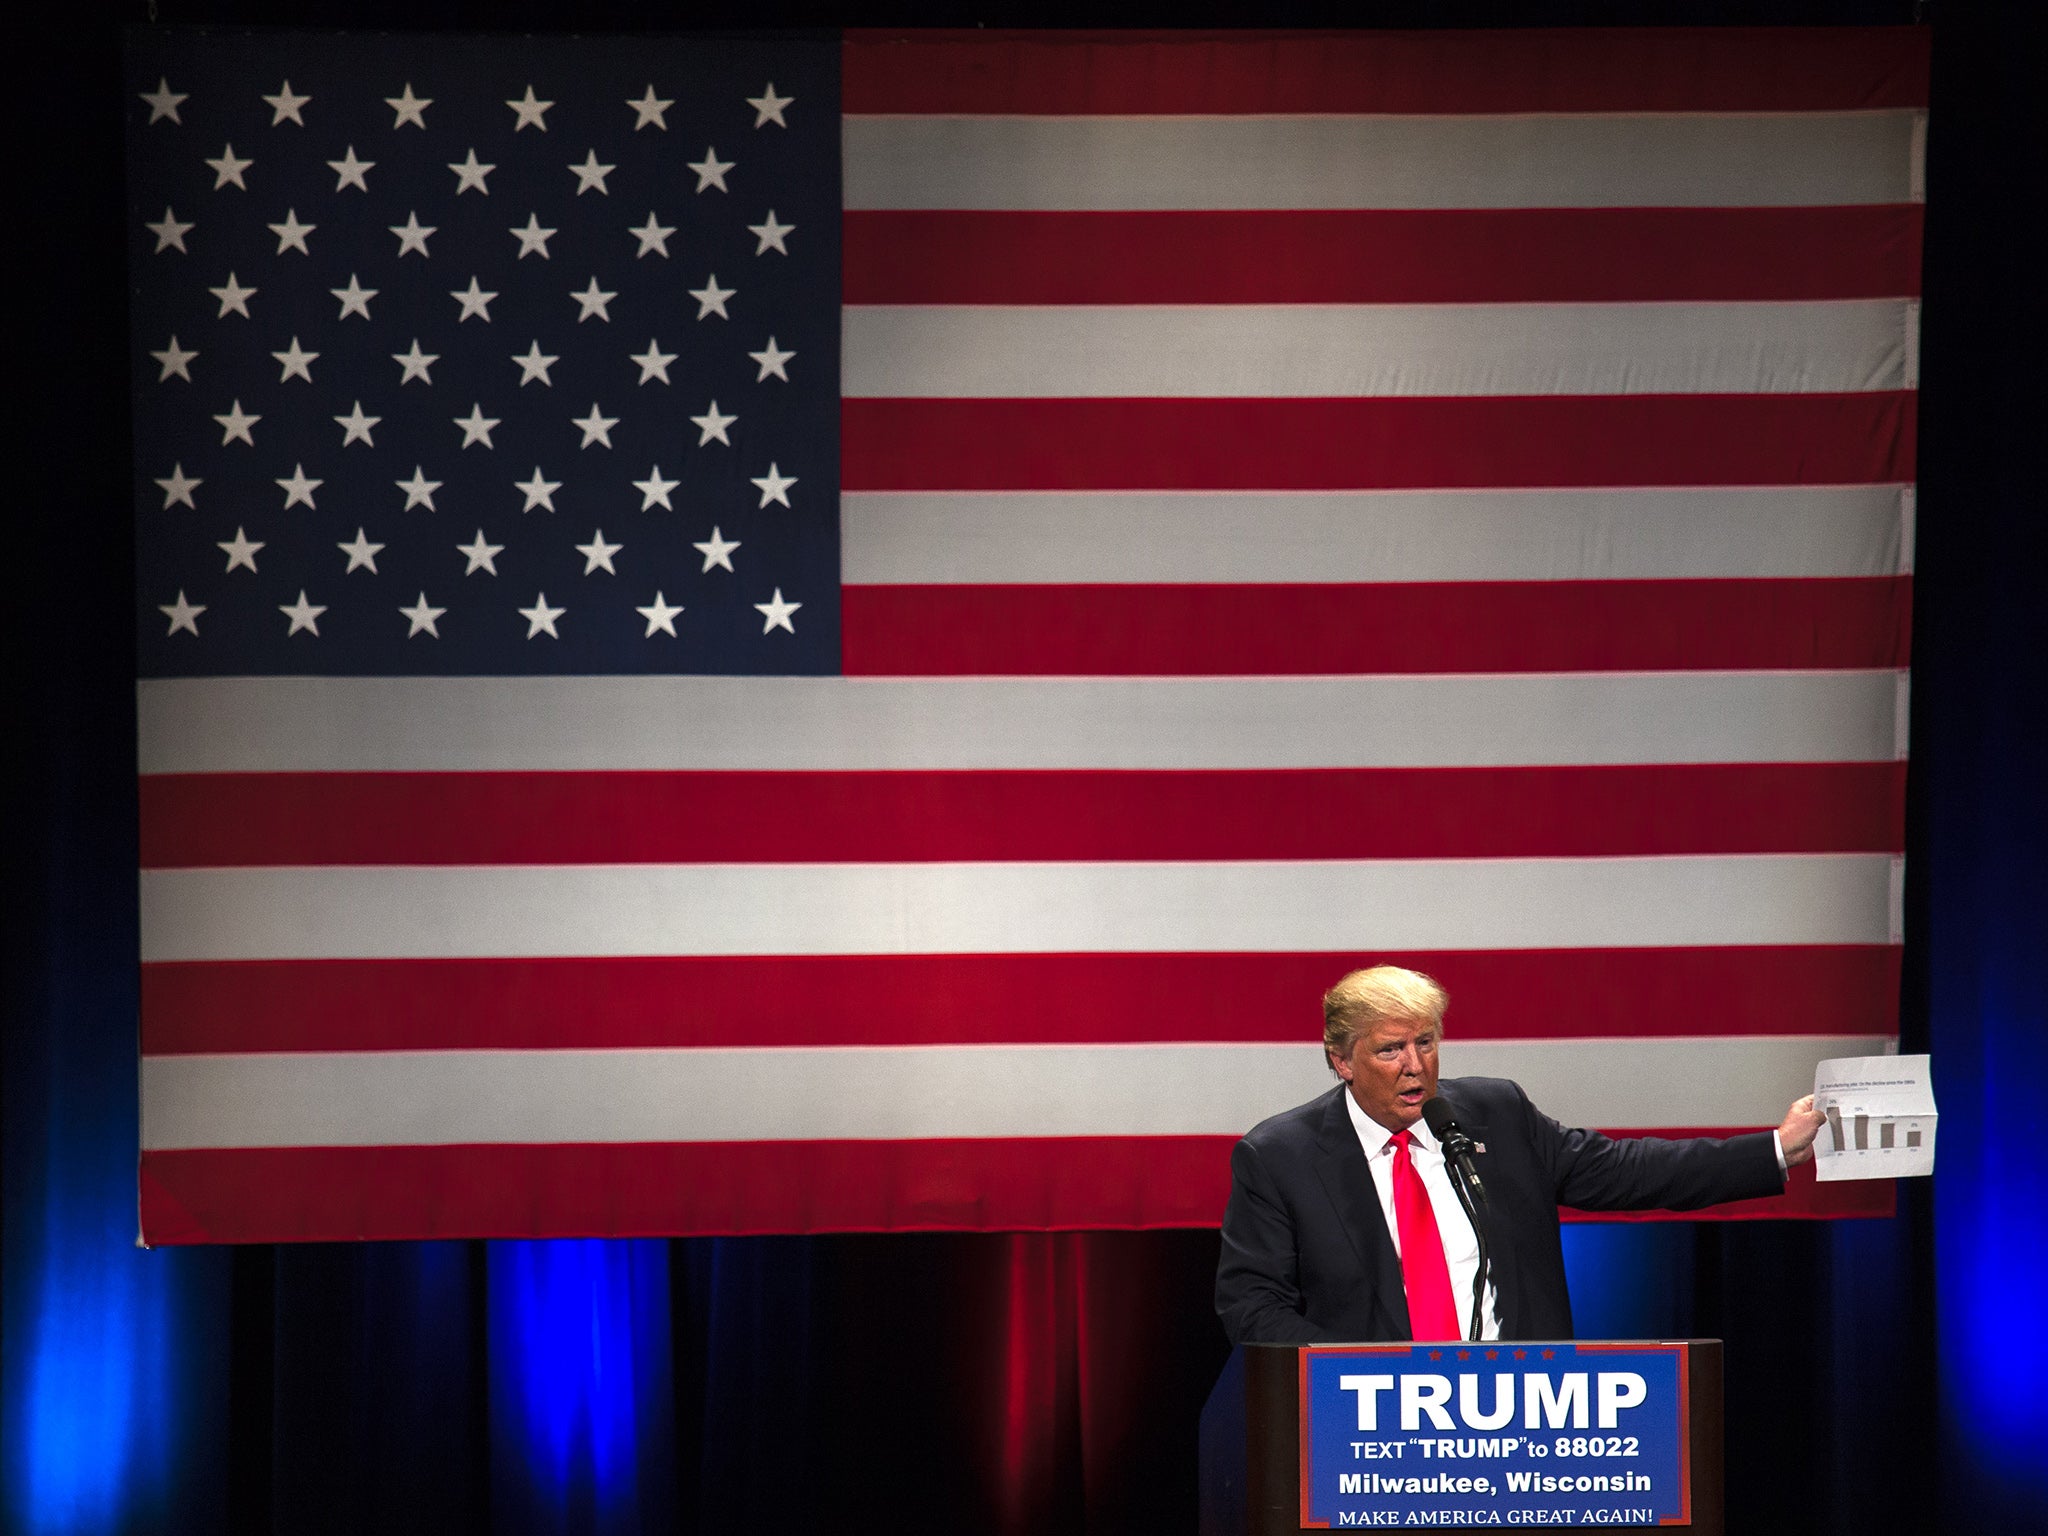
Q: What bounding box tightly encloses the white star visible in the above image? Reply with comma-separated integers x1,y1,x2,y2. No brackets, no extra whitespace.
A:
146,207,193,253
217,527,264,573
629,212,674,258
454,404,501,449
210,272,256,318
568,150,615,195
627,86,672,130
139,78,187,124
750,463,796,508
338,527,386,573
633,466,680,510
159,590,204,636
391,212,435,257
693,526,739,572
512,342,559,386
206,144,253,189
450,149,495,195
690,401,737,445
334,401,380,446
263,81,311,126
152,336,198,382
214,400,260,446
397,467,442,510
273,337,318,383
754,587,800,633
458,530,504,574
327,146,373,192
689,274,735,320
748,210,794,255
576,529,624,574
451,277,498,322
267,209,315,254
571,277,616,322
572,404,619,448
332,274,376,320
747,83,794,128
749,337,794,381
507,86,553,131
155,464,201,509
687,146,733,193
519,592,565,638
400,593,446,637
393,339,438,384
275,463,323,508
280,590,327,636
629,340,676,384
510,214,556,259
637,591,684,637
386,84,431,129
515,468,562,512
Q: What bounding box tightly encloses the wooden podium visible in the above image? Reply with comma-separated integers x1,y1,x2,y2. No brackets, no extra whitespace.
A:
1199,1341,1726,1536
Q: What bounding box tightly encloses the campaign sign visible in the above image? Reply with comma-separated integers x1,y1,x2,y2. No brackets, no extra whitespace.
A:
1299,1343,1691,1529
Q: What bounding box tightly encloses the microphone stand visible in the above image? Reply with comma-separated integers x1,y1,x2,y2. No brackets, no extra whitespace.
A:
1444,1166,1490,1344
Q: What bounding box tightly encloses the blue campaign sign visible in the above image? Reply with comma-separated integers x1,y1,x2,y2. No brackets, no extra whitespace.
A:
1299,1343,1691,1529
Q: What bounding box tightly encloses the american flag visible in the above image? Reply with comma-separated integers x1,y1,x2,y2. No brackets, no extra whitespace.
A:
132,27,1923,1243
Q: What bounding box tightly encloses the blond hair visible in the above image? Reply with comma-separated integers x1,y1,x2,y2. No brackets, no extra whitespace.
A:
1323,966,1448,1068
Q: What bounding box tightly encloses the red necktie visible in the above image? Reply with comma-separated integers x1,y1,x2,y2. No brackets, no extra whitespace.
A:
1391,1130,1462,1341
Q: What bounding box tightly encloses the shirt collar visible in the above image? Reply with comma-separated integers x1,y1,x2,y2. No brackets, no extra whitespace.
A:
1341,1085,1442,1155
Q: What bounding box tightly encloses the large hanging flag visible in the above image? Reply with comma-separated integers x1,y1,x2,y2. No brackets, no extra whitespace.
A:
130,27,1925,1242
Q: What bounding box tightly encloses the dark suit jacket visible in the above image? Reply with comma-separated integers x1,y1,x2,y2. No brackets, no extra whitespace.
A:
1215,1076,1785,1344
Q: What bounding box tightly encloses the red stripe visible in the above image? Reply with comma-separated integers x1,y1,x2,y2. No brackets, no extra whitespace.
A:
840,395,1918,492
141,946,1901,1055
842,29,1930,115
138,763,1906,869
842,578,1910,676
845,208,1925,305
138,1133,1889,1243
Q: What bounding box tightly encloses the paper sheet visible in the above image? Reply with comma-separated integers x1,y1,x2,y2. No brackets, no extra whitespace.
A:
1812,1054,1936,1181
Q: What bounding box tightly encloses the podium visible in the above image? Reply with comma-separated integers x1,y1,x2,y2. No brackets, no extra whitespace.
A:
1200,1340,1725,1536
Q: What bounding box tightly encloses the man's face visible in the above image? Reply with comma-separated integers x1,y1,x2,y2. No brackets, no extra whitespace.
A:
1332,1012,1441,1133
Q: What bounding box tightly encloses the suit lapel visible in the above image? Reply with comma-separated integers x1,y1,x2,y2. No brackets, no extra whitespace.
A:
1310,1087,1412,1340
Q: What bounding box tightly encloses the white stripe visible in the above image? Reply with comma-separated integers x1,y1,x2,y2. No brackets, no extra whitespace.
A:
139,854,1898,962
137,672,1906,774
842,302,1914,399
843,487,1911,585
138,1034,1894,1149
842,112,1921,211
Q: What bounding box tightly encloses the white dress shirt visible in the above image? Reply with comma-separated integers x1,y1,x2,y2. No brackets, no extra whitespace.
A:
1343,1089,1502,1341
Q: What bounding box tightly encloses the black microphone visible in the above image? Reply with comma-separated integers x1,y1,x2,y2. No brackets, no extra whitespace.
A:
1421,1097,1487,1208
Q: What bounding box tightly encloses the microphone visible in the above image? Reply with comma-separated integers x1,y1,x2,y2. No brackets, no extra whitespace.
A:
1421,1097,1487,1208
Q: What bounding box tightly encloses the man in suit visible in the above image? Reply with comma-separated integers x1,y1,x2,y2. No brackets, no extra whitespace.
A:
1216,966,1826,1344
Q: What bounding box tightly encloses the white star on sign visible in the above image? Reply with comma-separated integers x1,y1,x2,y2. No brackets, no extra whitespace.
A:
748,337,794,381
519,593,565,638
397,467,442,510
576,530,624,574
268,209,315,254
152,336,198,382
451,277,498,322
630,340,676,385
507,86,554,131
327,146,373,192
400,593,446,637
637,591,684,637
276,463,323,508
754,588,800,633
688,147,733,192
273,337,318,383
206,144,253,189
214,400,260,446
747,83,794,128
689,274,734,319
140,78,187,124
568,150,615,195
571,277,616,322
510,214,556,259
748,211,793,255
512,341,559,386
218,527,264,573
146,207,193,253
693,526,739,572
280,590,327,636
338,528,386,573
393,339,438,384
458,530,504,574
515,468,562,512
159,590,204,636
386,84,431,129
332,274,376,320
572,404,619,448
627,87,672,130
335,401,381,447
264,81,311,126
690,401,736,445
155,464,201,509
391,212,435,257
629,213,675,258
634,466,680,510
210,272,256,318
750,463,796,508
454,405,501,448
450,149,494,195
